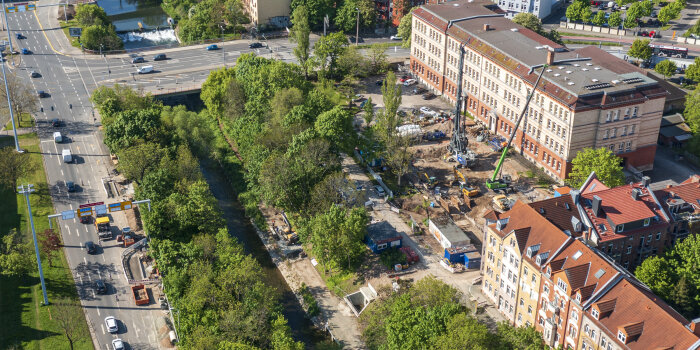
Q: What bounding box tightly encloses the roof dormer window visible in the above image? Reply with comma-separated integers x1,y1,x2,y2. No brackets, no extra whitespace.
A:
617,330,626,343
576,293,581,302
592,308,599,319
644,218,650,226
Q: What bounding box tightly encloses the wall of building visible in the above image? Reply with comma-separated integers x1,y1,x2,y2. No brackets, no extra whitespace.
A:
243,0,291,28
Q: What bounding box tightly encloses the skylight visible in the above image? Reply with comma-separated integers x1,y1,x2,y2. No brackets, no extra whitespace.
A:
573,250,583,260
594,268,606,279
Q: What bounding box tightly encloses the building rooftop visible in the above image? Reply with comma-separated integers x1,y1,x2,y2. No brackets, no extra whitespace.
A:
654,176,700,218
430,217,470,244
528,194,583,237
587,277,699,349
414,0,667,110
367,221,402,243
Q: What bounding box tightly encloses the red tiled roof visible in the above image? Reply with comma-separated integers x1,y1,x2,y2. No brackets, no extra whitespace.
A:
555,186,572,195
528,194,582,237
564,263,591,292
483,209,500,222
582,184,661,226
621,321,644,339
588,278,698,350
581,177,609,194
595,298,617,315
654,180,700,217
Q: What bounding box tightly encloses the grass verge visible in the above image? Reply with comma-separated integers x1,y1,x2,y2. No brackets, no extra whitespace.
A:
4,113,35,130
58,19,82,49
0,134,91,350
559,31,608,38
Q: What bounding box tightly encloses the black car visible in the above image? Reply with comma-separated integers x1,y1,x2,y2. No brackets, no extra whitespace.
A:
375,80,383,86
249,42,263,49
51,118,62,127
413,87,426,94
37,90,49,98
84,241,97,254
94,279,107,294
131,56,145,63
30,71,41,78
422,92,436,100
66,181,75,192
153,53,167,61
80,215,91,224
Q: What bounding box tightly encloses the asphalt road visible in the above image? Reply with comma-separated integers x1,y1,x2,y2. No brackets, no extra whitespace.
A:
6,11,164,350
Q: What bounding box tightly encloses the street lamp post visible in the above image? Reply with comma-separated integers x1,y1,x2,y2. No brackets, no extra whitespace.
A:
18,184,49,306
220,24,225,67
1,57,20,152
355,7,360,46
2,0,14,55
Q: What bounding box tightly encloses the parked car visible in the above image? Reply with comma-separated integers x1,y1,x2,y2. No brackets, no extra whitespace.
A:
403,79,417,86
153,53,166,61
112,339,124,350
206,44,219,50
131,56,145,63
249,42,263,48
420,106,437,116
390,35,402,40
105,316,118,333
84,241,96,254
136,65,154,74
598,4,606,9
38,90,49,98
375,80,383,86
651,10,658,17
422,92,436,100
21,48,31,55
413,87,426,94
94,279,107,294
66,180,75,192
30,71,40,78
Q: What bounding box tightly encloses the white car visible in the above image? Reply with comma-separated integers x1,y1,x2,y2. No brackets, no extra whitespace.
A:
390,35,402,40
420,106,437,116
112,338,124,350
105,316,118,333
403,79,417,86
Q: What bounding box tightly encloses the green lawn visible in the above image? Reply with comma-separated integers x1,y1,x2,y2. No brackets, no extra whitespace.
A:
58,19,82,49
0,134,92,350
4,113,35,130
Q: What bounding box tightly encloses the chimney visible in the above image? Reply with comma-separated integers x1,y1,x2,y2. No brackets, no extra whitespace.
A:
631,188,641,201
592,195,603,217
571,189,580,205
689,318,700,337
546,49,555,66
641,176,650,187
483,23,490,31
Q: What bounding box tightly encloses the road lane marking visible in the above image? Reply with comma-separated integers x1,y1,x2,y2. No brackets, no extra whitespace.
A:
75,229,80,237
83,257,87,264
101,325,105,335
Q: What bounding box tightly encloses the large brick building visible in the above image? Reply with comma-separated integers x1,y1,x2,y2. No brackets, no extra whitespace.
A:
410,0,667,181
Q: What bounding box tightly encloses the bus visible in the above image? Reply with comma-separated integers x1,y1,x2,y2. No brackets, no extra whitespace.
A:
649,44,689,58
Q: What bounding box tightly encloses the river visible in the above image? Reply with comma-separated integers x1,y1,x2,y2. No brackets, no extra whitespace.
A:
199,159,328,347
96,0,178,49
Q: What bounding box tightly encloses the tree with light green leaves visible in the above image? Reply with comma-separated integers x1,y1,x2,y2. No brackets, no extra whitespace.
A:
655,59,677,79
608,11,623,28
684,85,700,134
377,71,402,140
290,5,311,79
581,6,593,23
684,57,700,82
592,11,607,26
567,147,625,189
303,204,369,271
628,39,652,63
313,32,348,78
398,8,416,48
334,0,377,33
565,0,588,21
0,229,34,277
513,13,544,32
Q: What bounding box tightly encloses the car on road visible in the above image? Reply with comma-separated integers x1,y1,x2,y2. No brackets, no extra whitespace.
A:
21,48,31,55
53,131,63,143
249,42,263,49
38,90,49,98
422,92,436,100
390,35,402,40
131,56,145,64
137,65,154,74
94,279,107,294
51,118,62,127
66,181,75,192
105,316,118,333
112,338,124,350
403,79,417,86
16,33,24,39
80,215,91,224
153,53,167,61
84,241,97,254
30,71,40,78
206,44,219,50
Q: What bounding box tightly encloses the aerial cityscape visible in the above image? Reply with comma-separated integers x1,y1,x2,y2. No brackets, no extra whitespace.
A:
0,0,699,349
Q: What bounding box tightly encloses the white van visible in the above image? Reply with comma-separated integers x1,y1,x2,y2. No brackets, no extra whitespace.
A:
53,131,62,143
137,65,153,74
62,149,72,163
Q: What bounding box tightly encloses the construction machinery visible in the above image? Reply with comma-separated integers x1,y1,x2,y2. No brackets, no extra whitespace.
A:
454,168,480,197
492,194,512,211
95,216,112,240
486,63,548,191
462,187,480,198
447,45,470,160
423,173,437,188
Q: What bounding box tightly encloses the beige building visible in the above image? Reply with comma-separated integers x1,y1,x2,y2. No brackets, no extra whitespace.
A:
242,0,291,28
411,0,667,181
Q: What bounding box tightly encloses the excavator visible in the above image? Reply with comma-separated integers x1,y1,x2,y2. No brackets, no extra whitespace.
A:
486,63,548,192
454,167,479,197
423,172,437,188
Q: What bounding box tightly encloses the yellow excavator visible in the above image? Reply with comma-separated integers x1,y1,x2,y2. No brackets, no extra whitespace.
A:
423,172,437,188
454,168,480,197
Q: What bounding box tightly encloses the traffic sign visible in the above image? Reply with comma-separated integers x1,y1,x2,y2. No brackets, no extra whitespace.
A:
61,210,75,220
27,4,35,11
79,201,104,208
5,6,16,13
108,202,122,212
95,204,107,215
122,201,132,210
69,27,82,37
77,207,93,217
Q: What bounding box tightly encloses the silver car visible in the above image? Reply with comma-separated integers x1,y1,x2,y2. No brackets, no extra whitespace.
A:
105,316,118,333
112,338,124,350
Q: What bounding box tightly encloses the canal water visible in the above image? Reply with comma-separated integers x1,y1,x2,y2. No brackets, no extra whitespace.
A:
96,0,177,49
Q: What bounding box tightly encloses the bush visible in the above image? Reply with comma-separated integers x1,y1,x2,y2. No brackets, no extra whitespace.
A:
379,248,407,269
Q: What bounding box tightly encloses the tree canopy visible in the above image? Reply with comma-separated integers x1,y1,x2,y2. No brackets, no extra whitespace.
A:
628,39,652,62
567,147,625,189
655,59,677,79
334,0,377,33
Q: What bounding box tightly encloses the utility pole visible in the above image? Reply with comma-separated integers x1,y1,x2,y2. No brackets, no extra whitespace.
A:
2,0,15,55
355,8,360,46
18,184,49,306
323,14,329,36
220,24,225,67
1,58,20,152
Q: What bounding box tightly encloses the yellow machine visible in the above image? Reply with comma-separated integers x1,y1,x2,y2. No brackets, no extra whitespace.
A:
492,194,511,211
454,167,466,184
462,187,480,198
455,168,480,197
423,172,436,187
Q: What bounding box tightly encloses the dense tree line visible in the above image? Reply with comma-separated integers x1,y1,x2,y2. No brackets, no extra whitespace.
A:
74,4,122,51
90,86,302,349
636,234,700,319
360,277,547,350
161,0,249,43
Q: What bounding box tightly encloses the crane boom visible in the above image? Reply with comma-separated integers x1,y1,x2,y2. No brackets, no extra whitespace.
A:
486,63,548,190
449,45,468,155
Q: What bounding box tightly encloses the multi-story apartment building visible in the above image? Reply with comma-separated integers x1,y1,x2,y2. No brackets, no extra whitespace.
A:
483,178,700,350
242,0,291,28
575,174,672,270
495,0,561,19
410,0,667,181
654,175,700,243
578,277,700,350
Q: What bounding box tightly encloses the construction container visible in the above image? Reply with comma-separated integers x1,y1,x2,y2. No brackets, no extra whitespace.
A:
443,244,477,263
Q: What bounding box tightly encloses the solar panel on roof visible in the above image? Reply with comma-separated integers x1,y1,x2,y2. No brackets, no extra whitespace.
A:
594,268,606,279
622,77,643,84
584,83,612,90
